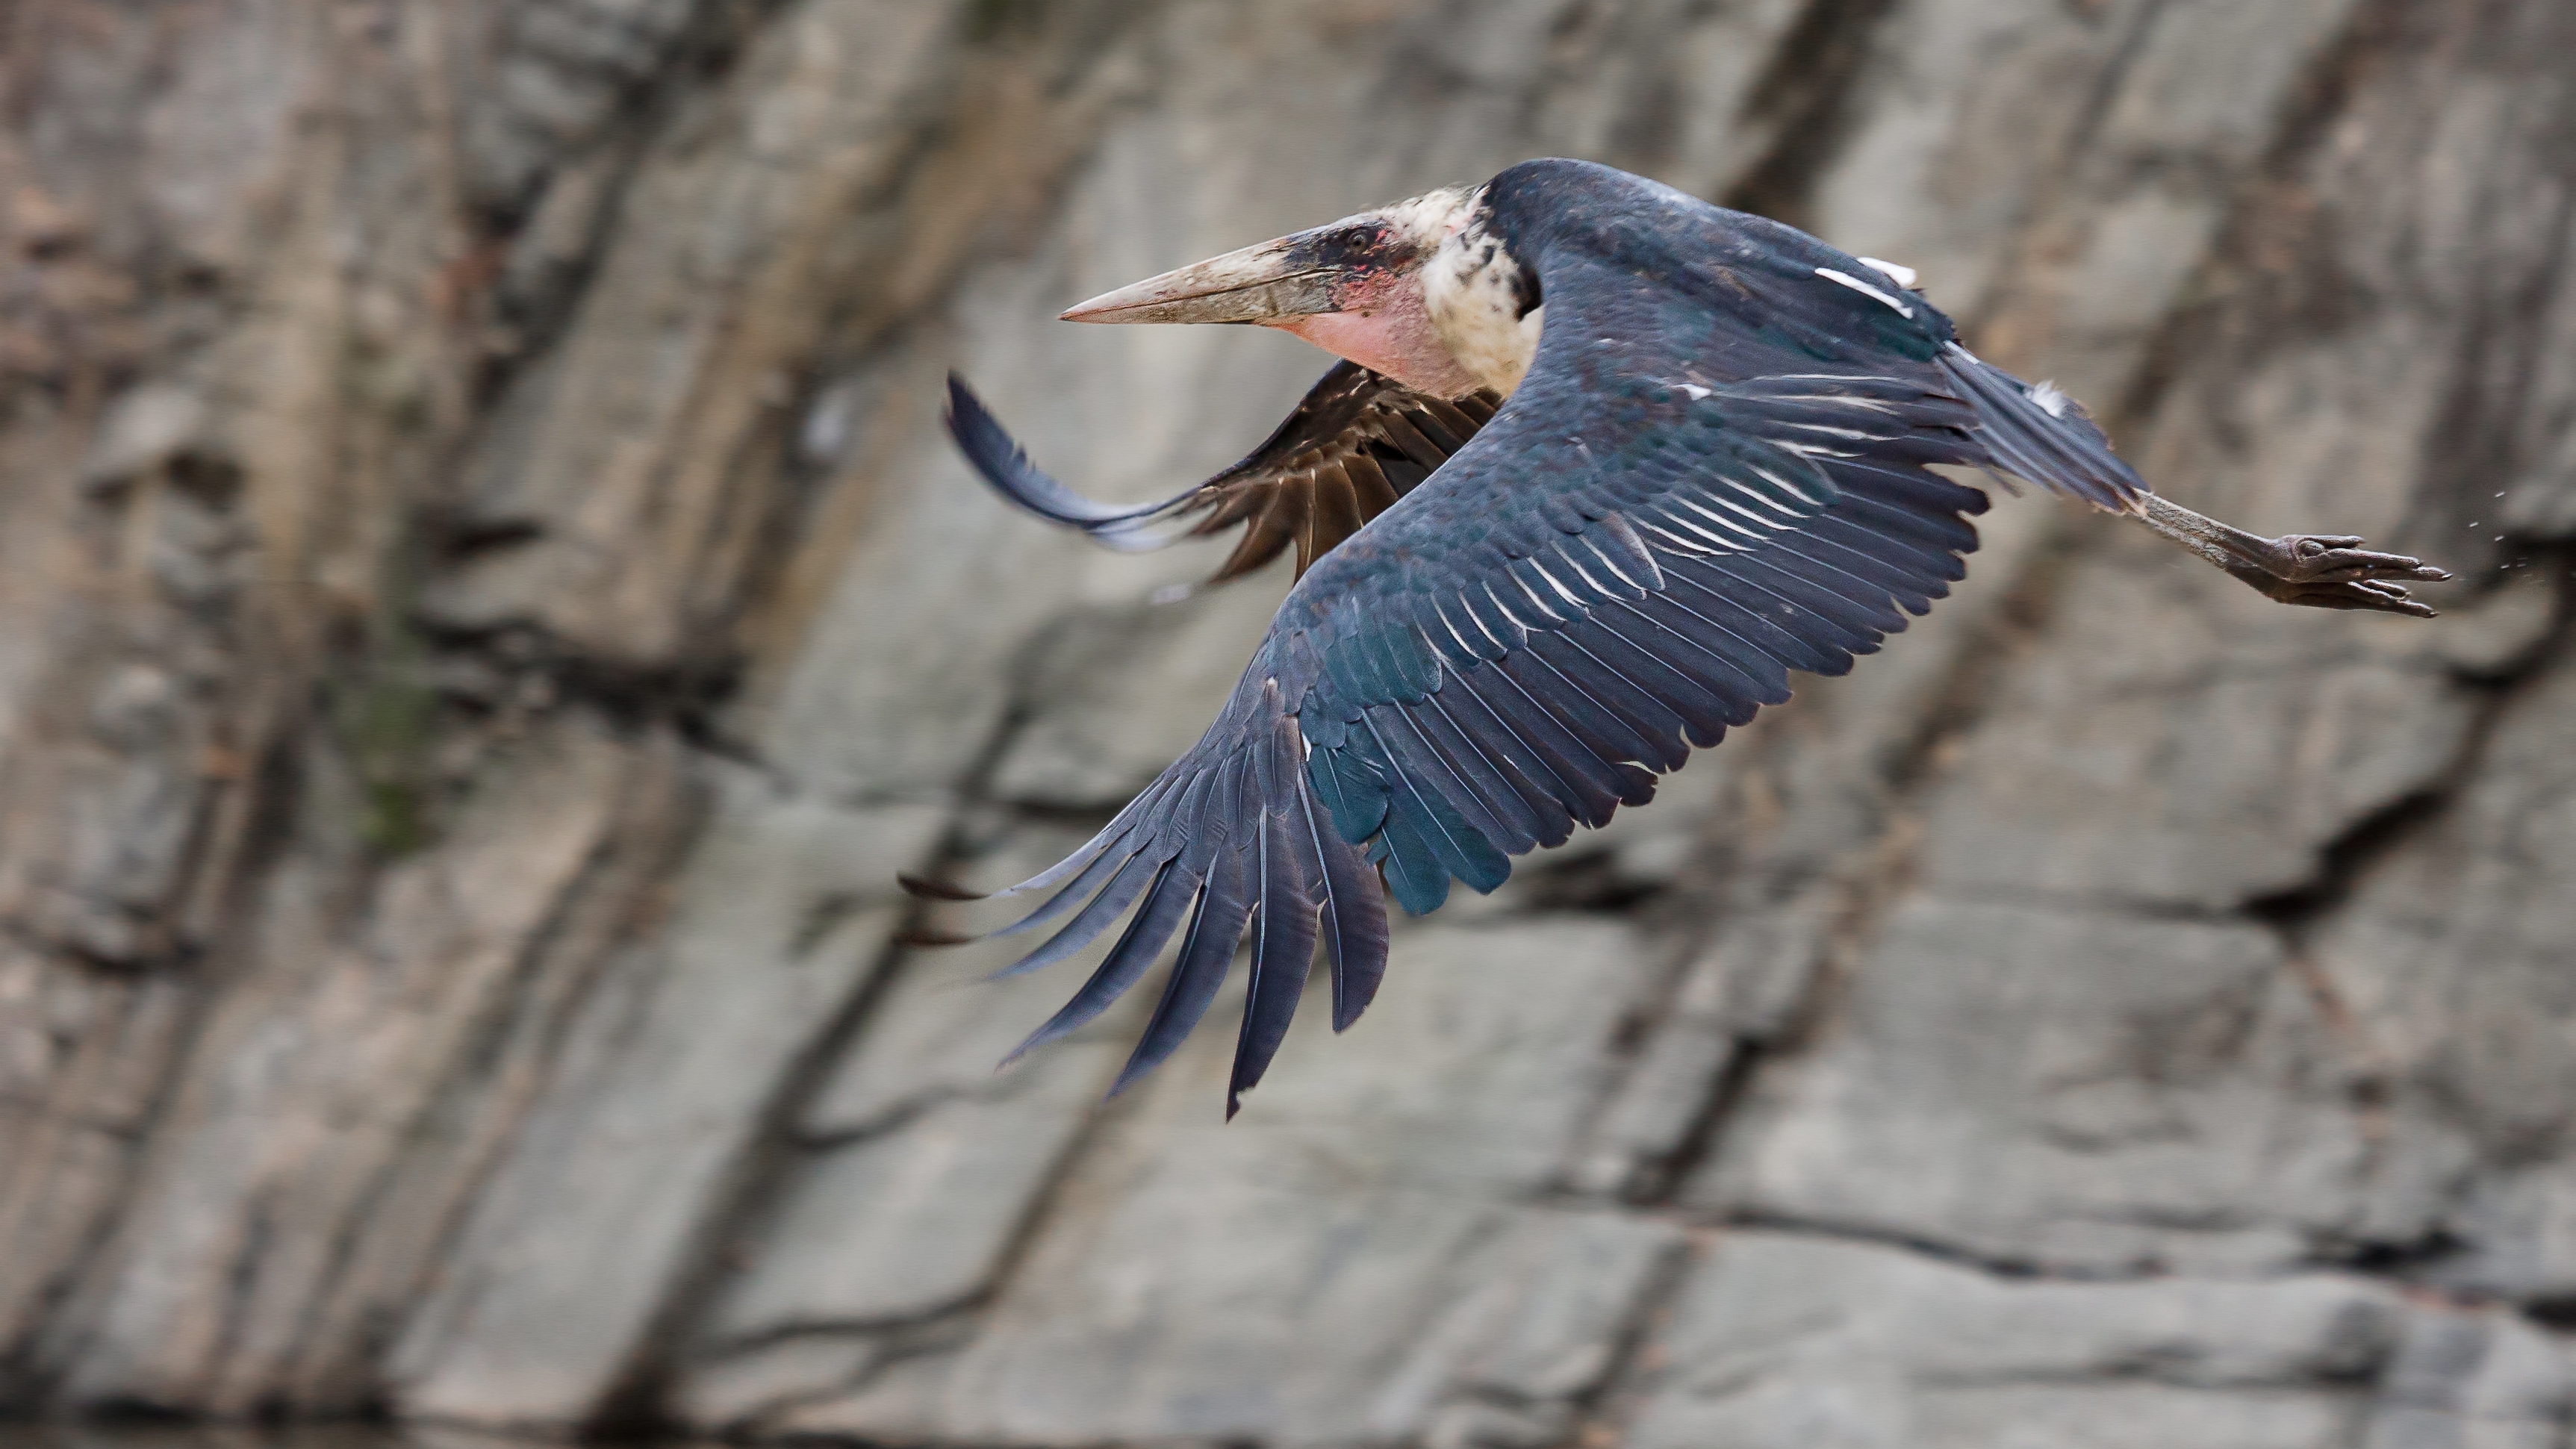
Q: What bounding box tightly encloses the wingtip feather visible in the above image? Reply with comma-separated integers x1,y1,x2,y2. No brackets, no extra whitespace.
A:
899,872,986,902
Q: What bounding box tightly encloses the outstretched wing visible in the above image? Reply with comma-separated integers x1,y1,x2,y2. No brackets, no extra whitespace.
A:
945,362,1502,584
924,161,2147,1115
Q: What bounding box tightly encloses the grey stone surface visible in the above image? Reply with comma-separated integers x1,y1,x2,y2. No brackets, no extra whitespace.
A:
1629,1233,2401,1449
1916,553,2476,911
1699,894,2375,1273
2306,655,2576,1304
388,773,943,1424
707,1067,1107,1339
762,919,1665,1445
2365,1303,2576,1449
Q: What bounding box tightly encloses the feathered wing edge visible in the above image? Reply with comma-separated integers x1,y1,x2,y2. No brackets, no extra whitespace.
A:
943,368,1501,584
1935,343,2147,513
905,673,1389,1118
942,375,1204,551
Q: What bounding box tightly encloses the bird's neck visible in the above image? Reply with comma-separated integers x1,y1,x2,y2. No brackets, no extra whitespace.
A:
1423,222,1543,398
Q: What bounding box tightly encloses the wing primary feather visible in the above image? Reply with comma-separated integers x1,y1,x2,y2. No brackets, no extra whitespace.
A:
1572,613,1756,735
945,376,1195,543
1457,663,1631,826
1378,702,1541,856
1664,556,1869,666
1423,682,1579,847
1517,635,1691,772
1294,781,1388,1031
1412,690,1561,850
989,847,1158,978
1229,808,1319,1116
987,835,1146,944
1208,504,1298,585
1755,544,1911,632
1702,553,1892,647
1111,844,1254,1097
1001,858,1195,1066
1608,596,1793,705
1362,714,1511,896
986,773,1177,900
1197,752,1250,860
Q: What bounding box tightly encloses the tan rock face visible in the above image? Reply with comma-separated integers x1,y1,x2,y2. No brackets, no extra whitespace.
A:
3,0,2574,1443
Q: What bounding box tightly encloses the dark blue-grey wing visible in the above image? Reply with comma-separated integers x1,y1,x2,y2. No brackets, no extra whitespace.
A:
925,366,1988,1118
1281,366,1990,920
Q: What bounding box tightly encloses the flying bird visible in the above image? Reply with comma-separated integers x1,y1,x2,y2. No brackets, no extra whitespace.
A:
918,158,2448,1115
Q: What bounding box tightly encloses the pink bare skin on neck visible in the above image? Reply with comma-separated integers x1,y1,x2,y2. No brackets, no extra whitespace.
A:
1268,270,1480,399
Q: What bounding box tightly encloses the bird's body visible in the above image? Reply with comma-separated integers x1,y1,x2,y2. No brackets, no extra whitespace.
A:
927,159,2448,1115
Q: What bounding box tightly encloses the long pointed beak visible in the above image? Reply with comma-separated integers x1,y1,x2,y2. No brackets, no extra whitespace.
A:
1061,218,1390,325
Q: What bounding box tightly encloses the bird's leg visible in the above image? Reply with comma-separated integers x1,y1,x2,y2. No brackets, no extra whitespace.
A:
2129,492,2451,617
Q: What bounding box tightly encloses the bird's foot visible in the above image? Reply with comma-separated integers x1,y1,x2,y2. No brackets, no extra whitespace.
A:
2220,532,2452,617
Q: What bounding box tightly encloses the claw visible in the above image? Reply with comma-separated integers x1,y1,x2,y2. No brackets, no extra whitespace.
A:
2138,495,2451,620
2264,535,2439,585
2263,576,2438,617
2299,548,2451,584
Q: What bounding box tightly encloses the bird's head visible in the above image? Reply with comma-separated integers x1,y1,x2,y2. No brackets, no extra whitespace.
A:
1062,186,1496,399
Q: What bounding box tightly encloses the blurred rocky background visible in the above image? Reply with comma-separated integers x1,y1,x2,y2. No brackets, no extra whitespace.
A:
1,1,2573,1446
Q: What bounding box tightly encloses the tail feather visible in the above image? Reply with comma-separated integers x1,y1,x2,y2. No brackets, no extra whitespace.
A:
1937,344,2146,512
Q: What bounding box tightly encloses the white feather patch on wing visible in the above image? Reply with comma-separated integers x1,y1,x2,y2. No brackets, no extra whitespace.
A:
2029,379,2070,418
1815,267,1914,318
1858,256,1918,290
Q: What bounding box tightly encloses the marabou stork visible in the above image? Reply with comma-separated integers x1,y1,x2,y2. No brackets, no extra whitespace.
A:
918,159,2448,1115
